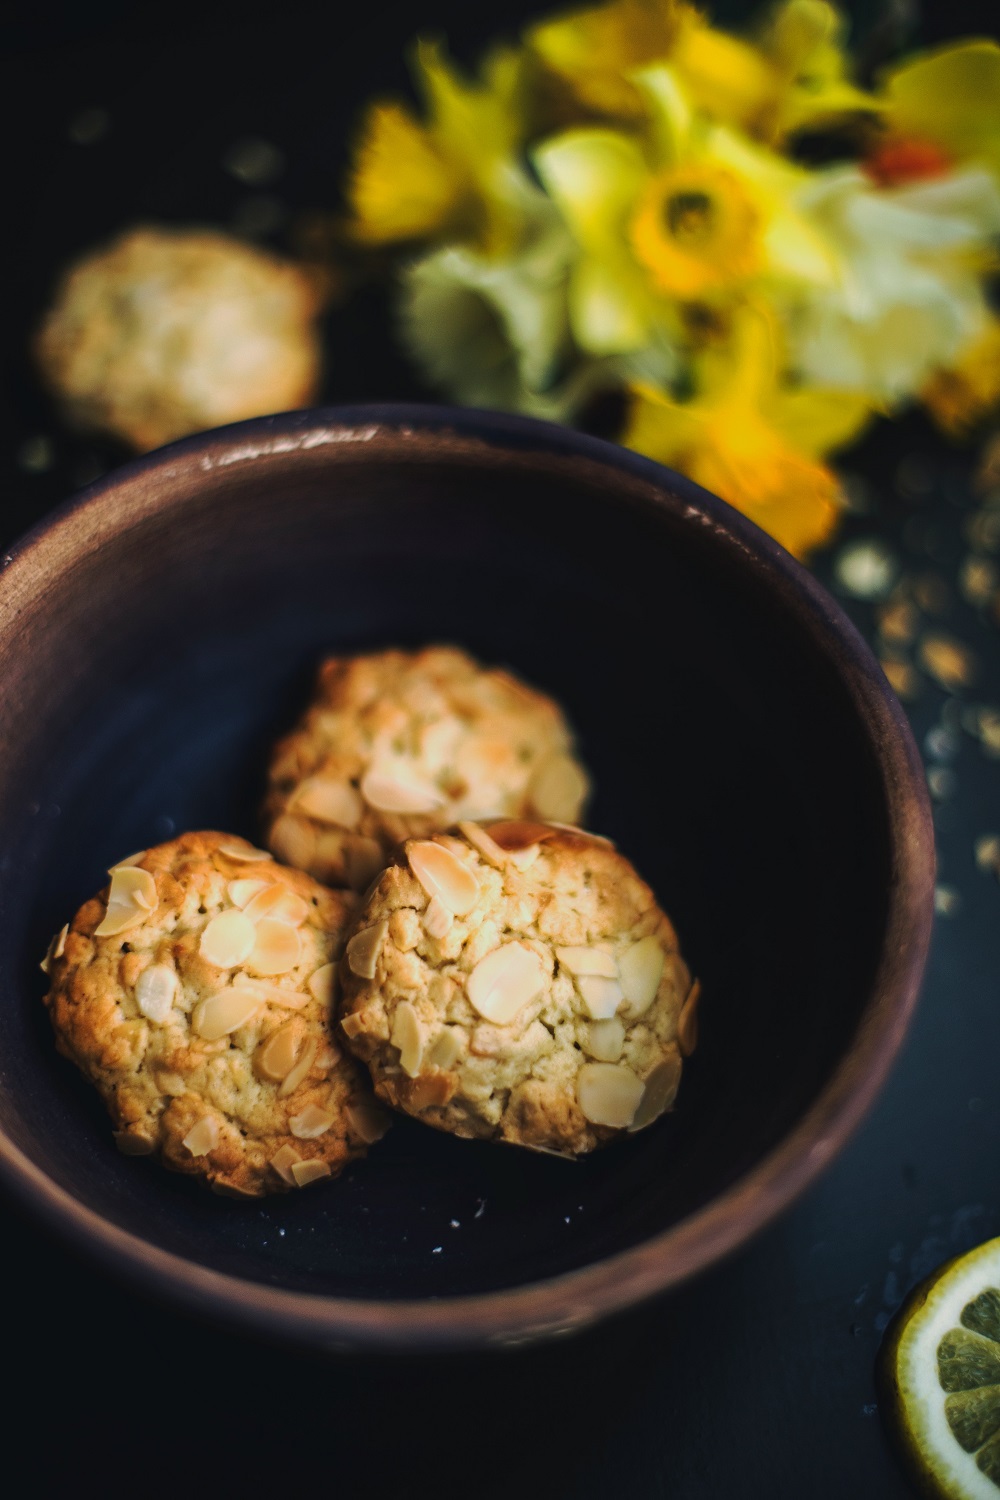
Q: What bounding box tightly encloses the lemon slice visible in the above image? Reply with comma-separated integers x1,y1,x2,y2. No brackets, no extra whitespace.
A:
881,1237,1000,1497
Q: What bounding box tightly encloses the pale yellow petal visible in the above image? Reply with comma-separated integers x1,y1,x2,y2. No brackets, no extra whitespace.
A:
532,129,648,256
569,256,652,353
882,40,1000,170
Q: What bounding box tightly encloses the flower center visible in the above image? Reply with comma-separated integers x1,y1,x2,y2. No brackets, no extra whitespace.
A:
665,191,714,245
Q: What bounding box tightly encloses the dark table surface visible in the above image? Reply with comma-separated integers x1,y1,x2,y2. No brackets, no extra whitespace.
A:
3,2,999,1495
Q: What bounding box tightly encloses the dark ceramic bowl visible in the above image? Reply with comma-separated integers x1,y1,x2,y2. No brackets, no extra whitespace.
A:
0,405,934,1353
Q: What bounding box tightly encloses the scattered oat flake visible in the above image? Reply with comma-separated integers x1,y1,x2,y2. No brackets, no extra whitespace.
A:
432,1246,442,1254
474,1200,486,1220
450,1219,460,1229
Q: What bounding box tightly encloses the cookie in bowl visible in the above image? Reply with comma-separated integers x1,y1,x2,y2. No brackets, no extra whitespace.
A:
339,820,699,1157
40,831,389,1197
263,645,591,890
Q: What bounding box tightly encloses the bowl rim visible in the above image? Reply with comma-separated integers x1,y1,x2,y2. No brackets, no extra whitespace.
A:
0,403,935,1353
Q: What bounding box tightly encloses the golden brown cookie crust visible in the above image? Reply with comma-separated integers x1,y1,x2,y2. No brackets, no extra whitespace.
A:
34,227,322,452
263,646,591,890
41,831,388,1196
339,820,696,1157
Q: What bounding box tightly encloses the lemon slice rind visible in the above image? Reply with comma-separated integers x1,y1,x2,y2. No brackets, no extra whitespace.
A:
881,1236,1000,1500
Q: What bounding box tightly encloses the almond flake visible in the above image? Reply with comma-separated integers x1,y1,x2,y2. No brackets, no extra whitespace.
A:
678,979,701,1057
40,923,69,974
307,963,336,1005
346,919,388,979
485,820,557,851
268,814,316,870
628,1053,682,1131
290,1159,331,1187
408,840,480,916
109,850,147,871
391,1000,424,1077
346,1102,392,1143
340,1012,366,1039
457,820,507,868
255,1022,301,1082
192,988,261,1039
577,1062,644,1128
228,877,270,909
556,946,618,979
293,777,362,829
182,1116,220,1157
426,1028,462,1070
467,942,545,1025
586,1016,625,1062
576,975,624,1019
247,918,301,976
618,936,664,1016
154,1067,187,1096
217,841,273,862
507,845,541,872
95,866,158,936
344,836,384,891
199,909,255,968
528,753,589,823
239,979,308,1008
271,1143,302,1185
243,883,310,928
135,963,178,1024
360,765,445,815
289,1104,335,1139
423,895,454,940
278,1036,318,1097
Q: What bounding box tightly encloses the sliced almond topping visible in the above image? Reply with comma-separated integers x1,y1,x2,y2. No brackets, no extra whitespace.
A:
618,936,665,1016
307,963,336,1005
678,979,701,1057
346,1102,392,1143
556,945,618,979
255,1022,301,1082
267,814,316,871
239,979,308,1008
199,909,256,968
228,877,270,909
346,919,388,979
340,1011,366,1039
109,850,146,871
242,883,310,928
271,1143,302,1185
507,844,541,872
192,988,261,1039
408,840,480,916
576,1062,644,1128
586,1016,625,1062
289,1104,335,1139
423,895,454,940
360,765,445,815
528,753,589,823
344,836,384,892
217,841,273,862
457,820,507,868
390,1000,424,1077
466,942,545,1025
290,1158,331,1187
40,923,70,975
95,866,158,937
135,963,178,1024
576,975,624,1020
153,1067,188,1096
485,820,557,851
426,1027,462,1070
628,1053,682,1131
182,1115,220,1157
247,918,301,976
278,1036,318,1097
293,777,363,829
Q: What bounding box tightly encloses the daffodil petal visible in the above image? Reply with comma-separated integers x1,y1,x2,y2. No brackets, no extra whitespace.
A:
883,40,1000,169
349,102,467,244
532,129,648,256
768,387,876,455
569,256,653,353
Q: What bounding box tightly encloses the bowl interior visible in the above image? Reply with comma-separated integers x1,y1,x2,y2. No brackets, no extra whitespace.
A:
0,417,890,1301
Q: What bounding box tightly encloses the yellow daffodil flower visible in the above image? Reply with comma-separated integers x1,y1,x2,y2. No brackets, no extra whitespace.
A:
532,64,837,356
349,40,535,255
923,319,1000,435
621,307,873,556
526,0,874,142
878,39,1000,178
784,165,1000,401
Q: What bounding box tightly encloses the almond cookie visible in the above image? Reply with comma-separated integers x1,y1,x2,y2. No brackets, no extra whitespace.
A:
41,831,389,1196
339,820,698,1157
35,227,323,451
263,646,591,890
